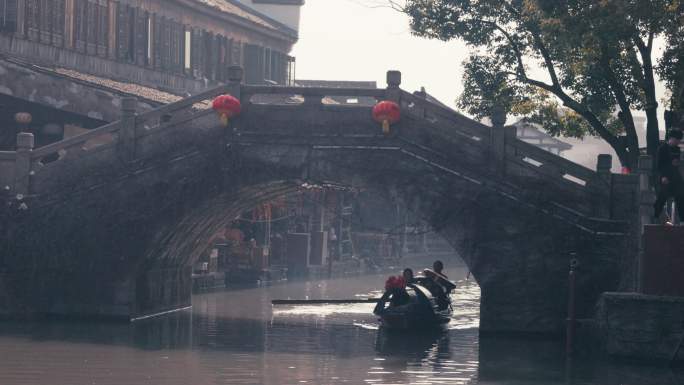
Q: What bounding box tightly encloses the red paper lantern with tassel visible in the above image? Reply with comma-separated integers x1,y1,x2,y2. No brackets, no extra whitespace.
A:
372,100,400,135
212,94,241,126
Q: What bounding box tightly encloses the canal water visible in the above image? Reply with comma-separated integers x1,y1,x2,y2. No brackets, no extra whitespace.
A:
0,264,682,385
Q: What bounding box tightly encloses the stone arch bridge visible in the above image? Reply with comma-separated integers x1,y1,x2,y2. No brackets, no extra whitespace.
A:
0,69,641,333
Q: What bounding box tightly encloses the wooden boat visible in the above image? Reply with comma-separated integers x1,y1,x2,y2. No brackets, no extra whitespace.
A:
373,282,452,330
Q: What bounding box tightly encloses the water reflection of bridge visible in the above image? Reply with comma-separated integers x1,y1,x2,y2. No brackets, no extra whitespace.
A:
0,68,641,333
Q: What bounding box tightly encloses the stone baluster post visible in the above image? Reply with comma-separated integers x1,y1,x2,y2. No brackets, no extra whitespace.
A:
638,155,655,230
592,154,613,218
675,151,684,225
490,106,515,175
227,65,243,100
378,70,402,136
596,154,613,176
14,132,34,197
636,155,655,292
118,97,137,162
385,70,402,102
227,66,243,132
226,66,244,165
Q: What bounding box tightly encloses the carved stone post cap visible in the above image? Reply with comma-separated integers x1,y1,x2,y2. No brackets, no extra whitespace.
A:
228,66,244,83
121,97,137,112
596,154,613,172
637,155,653,170
386,70,401,88
16,132,34,150
490,106,507,127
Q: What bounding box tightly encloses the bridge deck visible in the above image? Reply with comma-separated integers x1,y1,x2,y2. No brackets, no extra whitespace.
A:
0,73,636,235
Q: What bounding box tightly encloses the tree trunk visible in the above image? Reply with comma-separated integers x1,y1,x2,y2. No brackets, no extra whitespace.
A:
645,108,661,156
636,37,661,156
611,140,633,170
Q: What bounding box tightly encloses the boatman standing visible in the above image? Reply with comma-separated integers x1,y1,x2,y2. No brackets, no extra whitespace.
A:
433,260,447,279
654,129,684,225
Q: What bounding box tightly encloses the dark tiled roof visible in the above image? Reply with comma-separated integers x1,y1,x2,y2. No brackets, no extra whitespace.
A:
51,68,183,105
194,0,297,38
0,54,188,106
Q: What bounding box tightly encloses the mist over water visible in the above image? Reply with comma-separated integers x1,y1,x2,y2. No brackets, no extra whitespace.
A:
0,265,681,385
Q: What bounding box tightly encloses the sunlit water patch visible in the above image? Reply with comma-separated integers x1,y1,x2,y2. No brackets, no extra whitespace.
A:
0,267,680,384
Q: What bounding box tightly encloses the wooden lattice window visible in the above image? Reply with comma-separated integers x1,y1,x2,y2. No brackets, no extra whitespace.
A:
203,32,220,81
243,43,264,84
0,0,17,32
170,21,184,73
24,0,65,45
159,16,171,70
231,41,241,67
52,0,65,46
133,8,147,66
191,28,203,78
153,15,162,69
116,3,135,63
25,0,40,40
85,0,96,53
95,0,108,57
216,35,229,81
74,0,86,51
75,0,107,55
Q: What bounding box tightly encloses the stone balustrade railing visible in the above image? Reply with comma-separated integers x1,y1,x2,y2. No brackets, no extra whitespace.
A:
395,87,617,217
0,151,16,189
0,67,638,222
398,90,491,142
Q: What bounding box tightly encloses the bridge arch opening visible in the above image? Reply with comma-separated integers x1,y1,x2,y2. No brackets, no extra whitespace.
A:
150,181,479,327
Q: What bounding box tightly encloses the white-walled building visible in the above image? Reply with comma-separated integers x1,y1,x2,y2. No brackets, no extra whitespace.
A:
236,0,304,32
513,116,650,172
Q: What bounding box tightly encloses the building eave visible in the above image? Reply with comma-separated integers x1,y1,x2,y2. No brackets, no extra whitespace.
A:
177,0,298,44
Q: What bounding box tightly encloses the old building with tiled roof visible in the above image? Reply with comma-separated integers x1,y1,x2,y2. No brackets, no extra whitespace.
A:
0,0,303,149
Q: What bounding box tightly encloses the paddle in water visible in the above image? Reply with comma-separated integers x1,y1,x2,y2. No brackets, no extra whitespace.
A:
271,298,380,305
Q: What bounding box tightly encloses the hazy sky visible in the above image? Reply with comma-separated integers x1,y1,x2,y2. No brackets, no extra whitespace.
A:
291,0,669,124
291,0,469,109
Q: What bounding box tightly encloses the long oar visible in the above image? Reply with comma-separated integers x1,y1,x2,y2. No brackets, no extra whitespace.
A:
670,331,684,365
272,298,380,305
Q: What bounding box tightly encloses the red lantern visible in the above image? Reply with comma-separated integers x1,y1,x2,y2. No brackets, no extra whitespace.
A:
212,94,241,126
14,112,32,125
372,100,400,135
621,167,631,175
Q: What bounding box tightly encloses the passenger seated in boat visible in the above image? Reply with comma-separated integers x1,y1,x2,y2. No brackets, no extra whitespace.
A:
422,266,456,310
374,275,410,314
402,268,415,284
433,260,447,279
419,270,446,299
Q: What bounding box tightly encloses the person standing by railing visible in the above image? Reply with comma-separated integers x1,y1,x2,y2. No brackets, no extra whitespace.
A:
654,129,684,225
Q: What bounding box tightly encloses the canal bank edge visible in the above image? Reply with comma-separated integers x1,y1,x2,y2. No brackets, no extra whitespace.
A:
596,292,684,363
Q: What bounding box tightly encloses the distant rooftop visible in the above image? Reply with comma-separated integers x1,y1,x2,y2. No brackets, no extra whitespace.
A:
194,0,298,38
514,120,573,152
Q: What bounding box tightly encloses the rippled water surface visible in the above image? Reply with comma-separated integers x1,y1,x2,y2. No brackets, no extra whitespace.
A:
0,266,682,385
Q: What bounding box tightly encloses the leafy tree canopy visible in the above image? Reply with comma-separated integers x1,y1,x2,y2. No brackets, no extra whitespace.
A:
403,0,683,168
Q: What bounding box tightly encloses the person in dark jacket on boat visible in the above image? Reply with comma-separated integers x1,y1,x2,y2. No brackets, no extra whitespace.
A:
374,276,410,315
433,260,447,279
654,129,684,224
402,268,416,284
